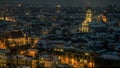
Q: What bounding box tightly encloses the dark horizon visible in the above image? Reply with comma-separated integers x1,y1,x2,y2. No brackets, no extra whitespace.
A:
0,0,120,7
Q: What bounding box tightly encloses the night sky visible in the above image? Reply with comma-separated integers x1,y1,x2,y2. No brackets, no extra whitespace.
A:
0,0,120,7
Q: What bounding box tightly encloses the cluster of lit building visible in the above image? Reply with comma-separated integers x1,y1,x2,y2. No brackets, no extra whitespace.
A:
80,9,107,33
0,5,120,68
0,17,16,22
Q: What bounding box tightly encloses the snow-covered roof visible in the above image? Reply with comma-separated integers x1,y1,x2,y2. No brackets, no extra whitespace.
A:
89,22,104,25
39,54,50,58
101,52,120,60
112,27,120,31
0,55,7,59
17,66,31,68
16,55,33,60
0,49,10,54
27,49,38,52
115,45,120,50
94,49,106,53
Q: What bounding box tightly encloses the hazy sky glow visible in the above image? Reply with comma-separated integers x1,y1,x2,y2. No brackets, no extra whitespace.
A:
0,0,120,7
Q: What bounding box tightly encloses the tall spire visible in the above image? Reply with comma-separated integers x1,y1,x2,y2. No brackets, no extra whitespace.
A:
80,9,92,33
85,9,92,23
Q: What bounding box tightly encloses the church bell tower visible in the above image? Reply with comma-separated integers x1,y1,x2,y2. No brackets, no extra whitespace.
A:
85,9,92,23
80,9,92,32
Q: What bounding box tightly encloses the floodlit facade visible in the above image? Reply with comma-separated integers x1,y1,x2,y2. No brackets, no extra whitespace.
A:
4,30,28,47
81,9,92,32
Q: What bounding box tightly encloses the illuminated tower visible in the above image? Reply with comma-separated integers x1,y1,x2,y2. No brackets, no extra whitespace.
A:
0,11,6,21
85,9,92,23
56,4,61,13
81,21,89,32
80,9,92,32
3,12,6,21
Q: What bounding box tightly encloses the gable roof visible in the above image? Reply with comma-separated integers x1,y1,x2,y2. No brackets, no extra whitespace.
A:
4,30,25,39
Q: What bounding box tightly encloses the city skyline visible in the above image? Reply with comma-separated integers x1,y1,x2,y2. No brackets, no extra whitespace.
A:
0,0,120,67
0,0,120,7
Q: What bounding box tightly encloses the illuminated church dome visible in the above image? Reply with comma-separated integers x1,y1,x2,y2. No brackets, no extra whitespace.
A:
97,14,107,23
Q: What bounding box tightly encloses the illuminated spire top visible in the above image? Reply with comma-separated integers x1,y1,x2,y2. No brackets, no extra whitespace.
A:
87,9,92,13
85,9,92,23
18,3,22,7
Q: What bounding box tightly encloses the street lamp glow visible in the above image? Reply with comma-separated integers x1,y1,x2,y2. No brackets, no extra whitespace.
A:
26,12,29,15
57,5,61,8
60,49,63,52
80,59,84,62
88,62,95,68
54,48,57,51
18,4,22,7
41,58,44,60
85,53,89,56
84,60,87,64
